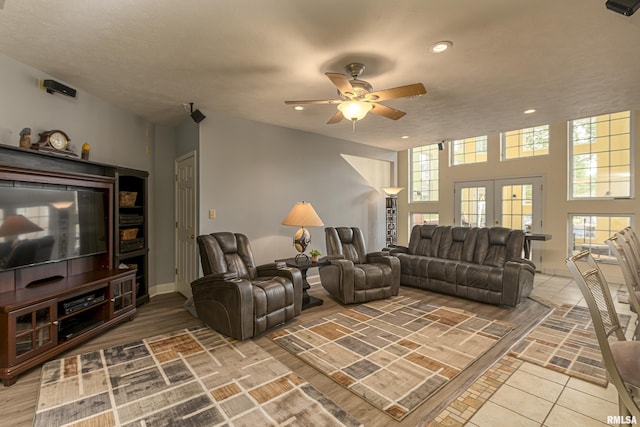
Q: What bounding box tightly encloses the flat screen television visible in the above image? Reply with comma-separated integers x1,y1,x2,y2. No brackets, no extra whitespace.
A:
0,184,109,271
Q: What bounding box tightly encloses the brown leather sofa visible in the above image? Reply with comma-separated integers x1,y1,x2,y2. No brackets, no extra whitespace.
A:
191,232,303,340
390,225,535,307
319,227,400,304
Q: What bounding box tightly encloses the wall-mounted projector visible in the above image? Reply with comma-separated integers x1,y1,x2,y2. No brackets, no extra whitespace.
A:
606,0,640,16
42,79,77,98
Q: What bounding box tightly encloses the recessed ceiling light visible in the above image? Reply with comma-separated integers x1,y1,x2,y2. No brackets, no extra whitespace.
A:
401,135,410,139
293,105,304,111
524,109,536,114
430,41,453,53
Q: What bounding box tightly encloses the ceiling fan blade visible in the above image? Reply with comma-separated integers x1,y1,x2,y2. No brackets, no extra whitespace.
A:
370,103,406,120
284,99,340,105
367,83,427,101
326,72,357,98
327,110,344,124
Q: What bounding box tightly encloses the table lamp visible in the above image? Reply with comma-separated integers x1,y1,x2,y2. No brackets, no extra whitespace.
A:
281,201,324,261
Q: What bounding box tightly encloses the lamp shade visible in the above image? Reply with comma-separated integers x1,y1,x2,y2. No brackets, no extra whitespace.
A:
337,101,373,121
381,187,404,196
0,214,43,238
281,202,324,227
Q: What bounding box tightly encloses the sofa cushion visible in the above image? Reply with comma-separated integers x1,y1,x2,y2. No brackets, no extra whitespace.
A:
409,224,442,257
445,227,478,262
473,227,524,268
354,263,393,290
335,227,367,264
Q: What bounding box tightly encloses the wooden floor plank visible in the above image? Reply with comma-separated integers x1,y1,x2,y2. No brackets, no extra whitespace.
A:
0,286,550,427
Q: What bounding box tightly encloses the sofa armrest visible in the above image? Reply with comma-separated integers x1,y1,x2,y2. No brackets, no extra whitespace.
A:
502,260,536,307
190,275,254,340
209,271,239,281
367,251,397,266
387,245,409,255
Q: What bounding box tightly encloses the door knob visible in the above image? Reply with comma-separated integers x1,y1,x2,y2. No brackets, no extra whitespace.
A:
189,234,195,239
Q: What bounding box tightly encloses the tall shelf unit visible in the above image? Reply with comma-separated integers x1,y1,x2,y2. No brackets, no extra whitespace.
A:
385,196,398,247
115,168,149,306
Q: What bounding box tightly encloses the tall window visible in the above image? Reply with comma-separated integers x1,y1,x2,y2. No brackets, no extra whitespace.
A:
502,125,549,160
451,136,487,165
410,144,439,202
410,213,439,229
569,214,631,262
570,111,632,199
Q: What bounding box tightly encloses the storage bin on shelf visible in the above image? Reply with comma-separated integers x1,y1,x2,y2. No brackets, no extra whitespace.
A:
119,228,139,241
119,191,137,207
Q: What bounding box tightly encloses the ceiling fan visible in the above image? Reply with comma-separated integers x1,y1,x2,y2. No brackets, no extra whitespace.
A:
284,63,427,125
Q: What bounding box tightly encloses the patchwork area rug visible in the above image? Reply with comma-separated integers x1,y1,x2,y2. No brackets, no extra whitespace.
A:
268,296,515,421
34,325,362,427
510,301,631,387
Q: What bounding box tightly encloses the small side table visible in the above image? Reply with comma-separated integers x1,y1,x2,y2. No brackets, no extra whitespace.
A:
524,233,552,259
276,257,329,310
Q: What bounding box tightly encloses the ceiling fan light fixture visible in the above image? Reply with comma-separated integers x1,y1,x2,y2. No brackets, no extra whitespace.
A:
337,101,372,121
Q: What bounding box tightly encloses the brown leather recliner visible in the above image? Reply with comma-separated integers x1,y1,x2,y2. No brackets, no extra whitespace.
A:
191,232,303,340
319,227,400,304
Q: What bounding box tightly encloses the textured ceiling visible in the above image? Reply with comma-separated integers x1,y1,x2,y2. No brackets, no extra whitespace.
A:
0,0,639,151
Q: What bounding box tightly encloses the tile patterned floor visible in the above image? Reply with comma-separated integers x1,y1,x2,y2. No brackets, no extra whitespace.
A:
429,273,631,427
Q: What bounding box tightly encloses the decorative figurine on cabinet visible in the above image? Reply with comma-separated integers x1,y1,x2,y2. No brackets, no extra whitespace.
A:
81,142,90,160
18,128,31,148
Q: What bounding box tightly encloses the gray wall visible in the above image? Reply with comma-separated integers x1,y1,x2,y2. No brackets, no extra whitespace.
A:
198,111,397,266
152,119,199,287
0,54,153,171
0,52,398,294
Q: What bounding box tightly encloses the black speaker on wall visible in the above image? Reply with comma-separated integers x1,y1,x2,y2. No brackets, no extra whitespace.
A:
606,0,640,15
189,103,206,123
437,141,445,151
42,79,77,98
191,109,206,124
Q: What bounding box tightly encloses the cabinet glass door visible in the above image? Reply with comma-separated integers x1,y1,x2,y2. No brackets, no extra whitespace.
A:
12,300,57,363
111,275,136,317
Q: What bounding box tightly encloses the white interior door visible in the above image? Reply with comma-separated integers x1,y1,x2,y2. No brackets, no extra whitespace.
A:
175,151,197,298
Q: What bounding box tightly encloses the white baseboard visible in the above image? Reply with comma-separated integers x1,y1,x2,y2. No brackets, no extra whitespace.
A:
149,282,176,298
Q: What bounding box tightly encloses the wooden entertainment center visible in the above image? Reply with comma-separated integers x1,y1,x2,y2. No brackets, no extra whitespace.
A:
0,145,149,386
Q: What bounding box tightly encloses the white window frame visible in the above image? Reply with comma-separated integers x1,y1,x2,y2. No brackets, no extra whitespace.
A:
568,213,633,262
451,136,488,166
409,212,439,229
568,111,633,200
501,125,550,161
409,144,439,202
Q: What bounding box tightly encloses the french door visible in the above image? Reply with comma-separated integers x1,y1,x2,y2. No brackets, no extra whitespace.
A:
454,177,543,232
454,176,544,266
